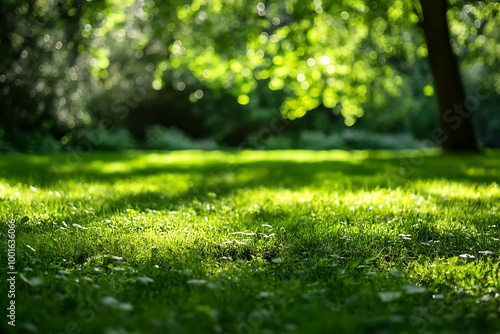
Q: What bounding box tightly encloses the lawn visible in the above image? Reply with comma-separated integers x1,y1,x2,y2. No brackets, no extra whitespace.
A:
1,150,499,334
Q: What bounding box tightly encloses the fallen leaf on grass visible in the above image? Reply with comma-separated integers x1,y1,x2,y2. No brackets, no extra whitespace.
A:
187,279,207,285
134,276,154,284
401,284,426,294
378,291,402,302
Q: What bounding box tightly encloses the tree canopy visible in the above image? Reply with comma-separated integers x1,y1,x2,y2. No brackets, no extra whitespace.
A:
1,0,499,151
144,0,499,127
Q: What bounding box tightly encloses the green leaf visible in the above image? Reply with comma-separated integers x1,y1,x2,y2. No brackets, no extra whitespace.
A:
47,238,58,248
348,257,363,269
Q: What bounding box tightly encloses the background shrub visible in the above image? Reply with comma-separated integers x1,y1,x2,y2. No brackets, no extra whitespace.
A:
77,128,137,151
145,125,217,150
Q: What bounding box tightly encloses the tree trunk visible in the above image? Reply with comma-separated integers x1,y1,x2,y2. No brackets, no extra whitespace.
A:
419,0,479,153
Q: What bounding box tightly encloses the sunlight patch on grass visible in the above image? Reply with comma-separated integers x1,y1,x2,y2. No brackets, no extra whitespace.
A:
1,150,499,333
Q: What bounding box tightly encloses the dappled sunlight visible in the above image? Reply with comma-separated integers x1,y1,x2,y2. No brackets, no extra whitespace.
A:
407,259,499,295
1,150,500,333
410,179,499,200
234,149,370,162
2,0,500,330
3,149,498,189
465,166,500,179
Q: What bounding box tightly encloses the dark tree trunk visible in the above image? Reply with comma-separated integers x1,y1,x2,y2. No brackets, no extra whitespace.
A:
419,0,479,153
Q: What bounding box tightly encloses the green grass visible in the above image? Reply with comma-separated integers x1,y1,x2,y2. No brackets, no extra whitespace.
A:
1,150,499,334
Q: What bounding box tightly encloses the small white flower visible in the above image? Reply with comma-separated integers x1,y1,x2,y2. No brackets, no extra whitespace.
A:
459,254,476,260
72,223,88,230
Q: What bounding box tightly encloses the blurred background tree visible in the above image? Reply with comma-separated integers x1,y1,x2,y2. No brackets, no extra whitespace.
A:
0,0,498,153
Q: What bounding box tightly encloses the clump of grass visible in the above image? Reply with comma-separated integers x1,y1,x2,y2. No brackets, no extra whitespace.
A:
1,150,499,333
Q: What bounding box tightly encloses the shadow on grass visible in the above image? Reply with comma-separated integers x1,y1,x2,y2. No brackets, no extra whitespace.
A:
1,150,499,187
1,151,499,218
2,151,499,334
2,150,498,238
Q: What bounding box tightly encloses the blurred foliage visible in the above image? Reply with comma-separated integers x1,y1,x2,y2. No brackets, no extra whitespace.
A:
145,125,218,150
76,128,137,151
0,0,499,152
